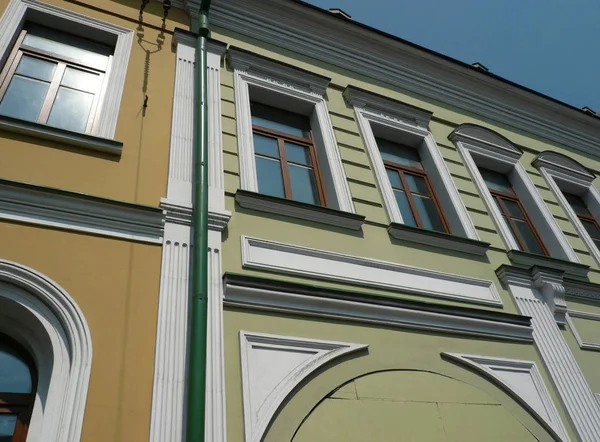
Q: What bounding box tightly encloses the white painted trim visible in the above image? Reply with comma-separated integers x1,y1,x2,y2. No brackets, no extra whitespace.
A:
0,260,92,442
443,352,570,442
150,33,229,442
241,235,502,306
535,155,600,267
210,0,600,159
567,310,600,351
0,179,164,243
0,0,133,139
346,89,478,240
224,283,533,342
239,331,367,442
452,125,579,262
499,267,600,442
229,49,355,213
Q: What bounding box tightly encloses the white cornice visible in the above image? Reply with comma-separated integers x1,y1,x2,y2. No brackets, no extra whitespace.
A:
533,151,595,185
224,281,532,342
211,0,600,156
0,180,164,243
227,47,331,95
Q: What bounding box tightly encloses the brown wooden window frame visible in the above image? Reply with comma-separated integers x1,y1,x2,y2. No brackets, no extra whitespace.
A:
0,335,38,442
252,123,328,207
489,187,549,256
564,193,600,247
0,26,108,134
384,158,451,233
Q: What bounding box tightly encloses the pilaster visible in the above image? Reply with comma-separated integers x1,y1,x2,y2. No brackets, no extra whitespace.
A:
497,265,600,441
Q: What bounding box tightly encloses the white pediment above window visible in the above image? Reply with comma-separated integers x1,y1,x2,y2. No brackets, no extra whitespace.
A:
450,124,523,162
533,151,595,186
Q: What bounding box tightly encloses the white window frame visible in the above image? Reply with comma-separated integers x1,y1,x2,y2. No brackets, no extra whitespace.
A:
0,0,133,140
344,86,478,239
451,124,579,262
0,259,92,442
228,47,355,213
533,151,600,266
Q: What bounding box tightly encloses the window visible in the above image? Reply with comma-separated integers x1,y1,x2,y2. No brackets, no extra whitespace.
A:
0,24,110,134
480,168,547,255
379,138,449,232
229,47,356,216
251,102,327,206
564,193,600,251
451,124,578,262
0,0,134,147
344,86,483,252
0,336,36,442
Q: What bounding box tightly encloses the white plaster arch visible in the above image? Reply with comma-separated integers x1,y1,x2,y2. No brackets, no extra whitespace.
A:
0,259,92,442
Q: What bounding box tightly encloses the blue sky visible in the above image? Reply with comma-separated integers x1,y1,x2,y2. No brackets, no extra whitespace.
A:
304,0,600,111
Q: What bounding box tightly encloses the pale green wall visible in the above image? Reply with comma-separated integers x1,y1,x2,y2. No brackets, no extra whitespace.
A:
212,22,600,438
225,309,576,441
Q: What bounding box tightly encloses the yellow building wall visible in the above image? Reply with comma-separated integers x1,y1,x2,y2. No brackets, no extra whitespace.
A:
0,221,162,442
0,0,189,206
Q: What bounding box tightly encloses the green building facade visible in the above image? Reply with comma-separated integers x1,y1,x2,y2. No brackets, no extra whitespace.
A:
156,1,600,441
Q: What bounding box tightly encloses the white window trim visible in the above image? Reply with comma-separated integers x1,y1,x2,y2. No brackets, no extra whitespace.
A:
344,86,478,240
533,151,600,266
0,259,92,442
567,310,600,352
451,125,579,262
228,47,355,213
0,0,133,140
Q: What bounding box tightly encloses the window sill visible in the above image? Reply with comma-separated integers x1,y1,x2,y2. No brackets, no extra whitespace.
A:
507,250,589,278
388,222,491,256
235,189,365,230
0,115,123,155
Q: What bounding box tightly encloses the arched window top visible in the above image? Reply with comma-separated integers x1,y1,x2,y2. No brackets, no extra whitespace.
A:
0,336,34,394
449,124,522,160
533,151,595,183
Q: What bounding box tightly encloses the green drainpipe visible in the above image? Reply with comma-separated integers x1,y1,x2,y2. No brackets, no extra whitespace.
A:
188,1,211,441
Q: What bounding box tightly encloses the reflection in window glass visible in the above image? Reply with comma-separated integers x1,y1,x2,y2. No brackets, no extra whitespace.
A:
256,156,285,198
289,164,318,204
0,76,49,122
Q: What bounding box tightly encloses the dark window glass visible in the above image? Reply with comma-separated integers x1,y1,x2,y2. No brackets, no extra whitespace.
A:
480,168,514,194
0,24,110,134
393,189,417,226
379,139,448,233
251,103,326,205
482,168,547,255
377,138,423,169
251,102,311,138
0,336,36,442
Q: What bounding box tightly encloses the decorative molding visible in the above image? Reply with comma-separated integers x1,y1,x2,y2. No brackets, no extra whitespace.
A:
207,39,228,214
229,48,355,214
531,266,568,325
534,152,600,268
0,115,123,155
167,30,196,206
151,31,229,442
228,47,331,95
224,275,533,342
0,178,164,243
241,236,503,306
387,222,490,256
240,331,367,442
452,124,579,263
148,221,191,442
235,190,365,230
564,279,600,302
567,310,600,351
347,89,479,241
508,250,589,279
343,85,432,127
211,0,600,159
0,0,133,139
501,271,600,441
443,353,570,442
0,260,92,442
